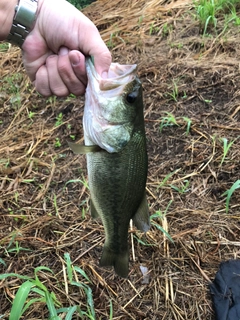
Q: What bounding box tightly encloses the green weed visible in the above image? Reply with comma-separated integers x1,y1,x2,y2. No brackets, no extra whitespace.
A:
54,138,61,148
230,7,240,25
138,15,144,26
171,179,190,194
28,111,36,120
222,180,240,213
162,22,173,37
204,99,212,103
107,30,125,49
160,112,178,132
0,42,10,52
149,22,160,35
69,135,75,140
167,80,179,102
196,0,217,34
1,73,23,94
2,232,31,256
182,117,192,135
150,200,174,243
81,205,86,219
159,112,193,135
133,235,155,247
55,113,63,127
65,177,89,190
0,258,6,266
10,93,21,109
195,0,240,35
0,254,96,319
109,300,113,320
0,158,10,167
0,266,61,320
220,137,235,166
158,170,179,188
46,95,57,105
63,253,95,319
166,79,189,101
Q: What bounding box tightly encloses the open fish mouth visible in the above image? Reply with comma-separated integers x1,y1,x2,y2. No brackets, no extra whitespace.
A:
86,57,138,94
83,57,141,153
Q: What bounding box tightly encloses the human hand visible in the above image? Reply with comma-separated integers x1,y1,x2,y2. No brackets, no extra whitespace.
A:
22,0,111,97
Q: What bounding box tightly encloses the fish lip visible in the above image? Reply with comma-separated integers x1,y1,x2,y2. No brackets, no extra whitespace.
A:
86,57,138,91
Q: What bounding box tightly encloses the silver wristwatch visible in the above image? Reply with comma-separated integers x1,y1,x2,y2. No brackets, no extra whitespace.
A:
7,0,38,47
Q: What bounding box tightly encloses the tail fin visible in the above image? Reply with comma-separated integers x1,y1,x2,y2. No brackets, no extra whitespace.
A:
99,247,129,278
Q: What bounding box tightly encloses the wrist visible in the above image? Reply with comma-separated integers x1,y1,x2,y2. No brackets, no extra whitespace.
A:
3,0,44,47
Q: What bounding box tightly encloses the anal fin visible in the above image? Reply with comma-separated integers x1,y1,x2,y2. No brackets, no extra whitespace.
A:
133,192,150,232
90,199,99,219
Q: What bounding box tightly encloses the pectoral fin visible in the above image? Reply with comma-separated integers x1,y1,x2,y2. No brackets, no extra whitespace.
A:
68,141,101,154
133,192,150,232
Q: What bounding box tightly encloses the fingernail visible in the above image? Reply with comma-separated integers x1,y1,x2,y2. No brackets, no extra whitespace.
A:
70,54,80,66
101,71,108,79
59,47,69,56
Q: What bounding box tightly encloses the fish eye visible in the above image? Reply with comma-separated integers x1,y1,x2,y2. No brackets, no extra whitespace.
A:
126,91,138,104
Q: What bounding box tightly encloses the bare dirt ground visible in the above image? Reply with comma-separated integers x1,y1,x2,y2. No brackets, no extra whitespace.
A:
0,0,240,319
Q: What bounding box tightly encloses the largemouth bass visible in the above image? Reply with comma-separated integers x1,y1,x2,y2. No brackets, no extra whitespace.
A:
69,57,150,278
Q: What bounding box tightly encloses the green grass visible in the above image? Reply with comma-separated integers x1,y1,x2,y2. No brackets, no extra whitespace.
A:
1,73,23,94
0,253,96,320
219,137,235,166
54,137,62,148
160,112,179,132
194,0,240,35
170,179,190,194
0,42,10,52
55,113,63,127
159,112,192,135
150,200,174,243
222,180,240,213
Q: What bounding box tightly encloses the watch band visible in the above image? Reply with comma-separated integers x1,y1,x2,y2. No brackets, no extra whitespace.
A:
7,0,38,47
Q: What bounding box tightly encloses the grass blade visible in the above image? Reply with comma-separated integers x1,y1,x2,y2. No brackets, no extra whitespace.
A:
0,258,6,266
45,291,59,319
64,252,73,283
151,222,174,243
74,266,91,283
9,281,33,320
21,297,45,316
65,306,78,320
84,286,95,318
222,180,240,213
0,273,30,281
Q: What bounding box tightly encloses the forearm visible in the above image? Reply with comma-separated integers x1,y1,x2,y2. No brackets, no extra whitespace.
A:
0,0,18,40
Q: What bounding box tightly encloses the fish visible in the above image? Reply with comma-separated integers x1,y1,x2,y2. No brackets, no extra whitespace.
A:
69,57,150,278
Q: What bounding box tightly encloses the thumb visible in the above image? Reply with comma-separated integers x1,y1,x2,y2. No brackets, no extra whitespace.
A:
92,49,112,78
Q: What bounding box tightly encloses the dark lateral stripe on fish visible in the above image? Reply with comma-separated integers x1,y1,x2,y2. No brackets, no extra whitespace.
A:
68,141,102,154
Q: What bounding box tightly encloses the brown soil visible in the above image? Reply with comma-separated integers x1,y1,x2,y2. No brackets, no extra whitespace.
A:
0,0,240,319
